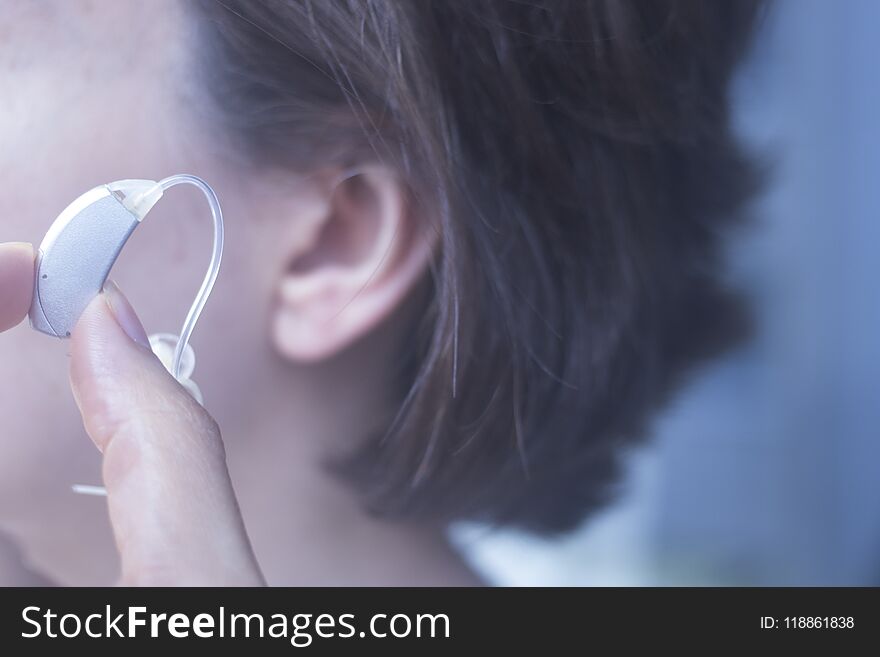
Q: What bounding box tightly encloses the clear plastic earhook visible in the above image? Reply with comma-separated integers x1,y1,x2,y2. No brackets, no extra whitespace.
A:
153,174,224,386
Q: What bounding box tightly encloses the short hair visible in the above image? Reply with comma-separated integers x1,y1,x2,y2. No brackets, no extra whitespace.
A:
192,0,762,533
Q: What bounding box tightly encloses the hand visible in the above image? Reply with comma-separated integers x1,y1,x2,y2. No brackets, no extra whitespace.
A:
0,242,264,586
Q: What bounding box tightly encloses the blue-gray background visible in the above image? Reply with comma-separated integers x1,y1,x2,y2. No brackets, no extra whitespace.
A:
456,0,880,585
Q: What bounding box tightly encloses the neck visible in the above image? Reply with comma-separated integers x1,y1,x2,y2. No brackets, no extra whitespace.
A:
205,339,480,586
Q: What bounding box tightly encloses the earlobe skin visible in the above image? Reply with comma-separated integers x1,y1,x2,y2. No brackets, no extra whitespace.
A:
271,167,434,363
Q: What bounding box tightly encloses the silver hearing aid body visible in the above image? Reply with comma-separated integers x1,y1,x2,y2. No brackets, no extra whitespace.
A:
30,181,156,338
29,174,224,391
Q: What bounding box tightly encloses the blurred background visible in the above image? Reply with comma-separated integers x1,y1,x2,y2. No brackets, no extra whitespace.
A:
454,0,880,586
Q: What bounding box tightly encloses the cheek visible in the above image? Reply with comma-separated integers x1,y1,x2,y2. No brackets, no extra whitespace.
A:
0,80,175,243
0,23,184,244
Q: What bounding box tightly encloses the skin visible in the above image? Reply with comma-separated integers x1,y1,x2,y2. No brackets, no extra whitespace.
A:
0,1,478,585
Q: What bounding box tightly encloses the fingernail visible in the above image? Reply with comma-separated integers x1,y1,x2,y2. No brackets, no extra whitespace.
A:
0,241,34,257
103,281,151,349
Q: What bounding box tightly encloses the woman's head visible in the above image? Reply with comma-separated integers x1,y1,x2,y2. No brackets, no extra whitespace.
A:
0,0,760,555
191,0,761,532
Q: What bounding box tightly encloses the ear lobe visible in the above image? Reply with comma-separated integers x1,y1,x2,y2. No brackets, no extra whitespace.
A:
272,166,433,363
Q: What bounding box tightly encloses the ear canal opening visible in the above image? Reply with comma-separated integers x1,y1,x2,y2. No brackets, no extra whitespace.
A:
288,172,381,275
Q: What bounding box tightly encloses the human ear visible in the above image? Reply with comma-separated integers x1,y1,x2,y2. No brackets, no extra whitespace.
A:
271,166,433,362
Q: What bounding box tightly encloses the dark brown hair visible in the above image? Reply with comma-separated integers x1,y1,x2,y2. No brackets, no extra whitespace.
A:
192,0,762,533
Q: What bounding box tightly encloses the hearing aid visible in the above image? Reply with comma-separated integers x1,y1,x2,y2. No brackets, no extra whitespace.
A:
29,174,224,402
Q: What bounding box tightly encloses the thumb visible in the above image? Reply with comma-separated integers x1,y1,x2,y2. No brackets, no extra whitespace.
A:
69,282,264,586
